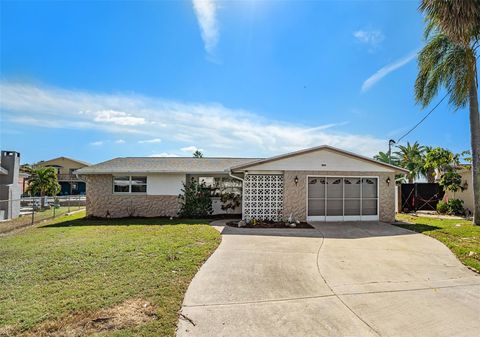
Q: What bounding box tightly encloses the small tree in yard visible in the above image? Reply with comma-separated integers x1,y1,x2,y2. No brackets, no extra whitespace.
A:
439,170,464,197
178,177,213,217
27,167,60,208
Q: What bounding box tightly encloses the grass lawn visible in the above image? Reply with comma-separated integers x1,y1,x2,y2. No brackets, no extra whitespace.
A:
0,212,221,336
395,213,479,272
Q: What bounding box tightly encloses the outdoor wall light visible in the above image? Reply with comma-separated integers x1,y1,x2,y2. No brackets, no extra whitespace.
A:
463,181,468,190
294,176,299,186
386,177,391,186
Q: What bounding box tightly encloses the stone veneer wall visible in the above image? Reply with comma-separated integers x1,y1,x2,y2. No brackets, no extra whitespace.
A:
283,171,396,223
83,175,180,218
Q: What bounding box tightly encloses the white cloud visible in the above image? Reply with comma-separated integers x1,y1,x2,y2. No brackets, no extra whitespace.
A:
353,30,385,49
149,153,179,157
361,49,418,92
181,145,203,153
90,141,104,146
94,109,146,126
192,0,219,57
115,139,126,144
138,138,162,144
0,81,387,157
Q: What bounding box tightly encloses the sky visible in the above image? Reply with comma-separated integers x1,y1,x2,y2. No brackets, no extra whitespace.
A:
0,0,471,165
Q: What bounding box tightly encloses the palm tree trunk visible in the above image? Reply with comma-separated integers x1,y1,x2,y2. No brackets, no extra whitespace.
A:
469,78,480,225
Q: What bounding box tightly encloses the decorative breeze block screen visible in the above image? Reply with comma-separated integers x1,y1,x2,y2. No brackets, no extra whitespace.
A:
243,174,284,221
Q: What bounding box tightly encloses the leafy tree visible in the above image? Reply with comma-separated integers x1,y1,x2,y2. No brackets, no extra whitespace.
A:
439,170,464,196
178,177,212,217
416,0,479,224
374,151,400,166
193,150,203,158
395,142,425,183
423,147,458,182
26,167,61,208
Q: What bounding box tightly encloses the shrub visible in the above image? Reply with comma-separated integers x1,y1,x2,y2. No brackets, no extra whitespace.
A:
447,199,465,216
437,199,465,216
178,177,213,218
436,200,449,214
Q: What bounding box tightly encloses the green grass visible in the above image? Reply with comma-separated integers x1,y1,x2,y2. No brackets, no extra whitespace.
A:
0,213,221,336
0,206,85,235
395,214,479,272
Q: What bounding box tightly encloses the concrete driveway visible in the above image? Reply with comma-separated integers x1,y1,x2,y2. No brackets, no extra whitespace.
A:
177,221,480,337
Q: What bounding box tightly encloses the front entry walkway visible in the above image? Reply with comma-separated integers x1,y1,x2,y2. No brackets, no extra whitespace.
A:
177,222,480,337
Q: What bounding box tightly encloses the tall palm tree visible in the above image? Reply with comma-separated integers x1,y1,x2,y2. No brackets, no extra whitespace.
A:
27,167,61,208
395,142,425,183
416,0,479,224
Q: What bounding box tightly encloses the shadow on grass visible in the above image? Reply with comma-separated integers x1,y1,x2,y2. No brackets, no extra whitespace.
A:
40,217,214,228
393,221,441,233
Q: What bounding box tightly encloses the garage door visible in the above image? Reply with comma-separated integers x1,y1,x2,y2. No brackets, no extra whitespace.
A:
307,176,379,221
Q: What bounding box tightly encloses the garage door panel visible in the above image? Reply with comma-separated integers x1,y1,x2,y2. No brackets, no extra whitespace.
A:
307,176,378,221
308,199,325,216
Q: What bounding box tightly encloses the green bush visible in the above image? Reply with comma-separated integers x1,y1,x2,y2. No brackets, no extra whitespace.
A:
436,200,449,214
447,199,465,216
178,177,213,218
437,199,465,216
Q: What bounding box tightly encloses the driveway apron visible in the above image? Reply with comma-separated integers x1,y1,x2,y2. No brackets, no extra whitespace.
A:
177,222,480,337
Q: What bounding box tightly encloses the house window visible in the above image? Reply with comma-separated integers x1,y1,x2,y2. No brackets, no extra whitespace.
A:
113,176,147,194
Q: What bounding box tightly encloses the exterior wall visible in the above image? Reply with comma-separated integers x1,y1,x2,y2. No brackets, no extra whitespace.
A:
147,173,186,195
84,175,180,218
444,168,474,213
283,171,396,223
242,148,394,172
0,151,21,220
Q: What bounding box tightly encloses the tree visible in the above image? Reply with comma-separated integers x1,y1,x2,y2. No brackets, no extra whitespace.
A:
395,142,425,183
439,170,464,197
423,147,458,182
193,150,203,158
26,167,61,208
416,0,480,224
374,151,400,166
178,177,212,217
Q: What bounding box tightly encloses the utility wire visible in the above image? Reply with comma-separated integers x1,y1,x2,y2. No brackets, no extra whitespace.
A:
396,92,449,143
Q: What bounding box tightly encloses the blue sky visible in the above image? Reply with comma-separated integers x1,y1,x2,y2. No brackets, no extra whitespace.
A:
0,0,470,165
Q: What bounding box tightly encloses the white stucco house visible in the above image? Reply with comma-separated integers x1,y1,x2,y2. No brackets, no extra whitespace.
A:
76,145,408,223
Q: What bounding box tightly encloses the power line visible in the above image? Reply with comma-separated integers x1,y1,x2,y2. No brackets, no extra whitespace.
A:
396,93,449,143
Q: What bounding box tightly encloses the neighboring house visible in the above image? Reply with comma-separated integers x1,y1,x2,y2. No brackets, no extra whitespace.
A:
444,166,474,215
76,145,408,223
35,157,90,195
0,150,21,220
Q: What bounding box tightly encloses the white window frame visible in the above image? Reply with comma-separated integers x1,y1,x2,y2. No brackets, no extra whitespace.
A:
113,176,148,194
306,175,379,222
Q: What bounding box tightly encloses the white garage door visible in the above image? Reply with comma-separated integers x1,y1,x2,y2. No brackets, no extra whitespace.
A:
307,176,379,221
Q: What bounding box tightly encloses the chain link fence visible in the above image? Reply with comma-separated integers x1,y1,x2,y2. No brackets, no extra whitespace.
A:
0,195,86,235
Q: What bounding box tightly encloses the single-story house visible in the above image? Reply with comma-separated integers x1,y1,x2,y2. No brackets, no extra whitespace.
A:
76,145,408,223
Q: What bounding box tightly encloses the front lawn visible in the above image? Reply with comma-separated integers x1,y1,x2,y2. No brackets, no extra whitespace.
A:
0,212,221,336
395,213,479,272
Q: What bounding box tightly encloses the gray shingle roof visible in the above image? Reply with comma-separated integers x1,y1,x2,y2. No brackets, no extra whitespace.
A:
75,157,262,175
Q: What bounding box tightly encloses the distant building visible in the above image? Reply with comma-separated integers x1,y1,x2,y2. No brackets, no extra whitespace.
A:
0,151,21,220
35,157,90,195
443,166,474,215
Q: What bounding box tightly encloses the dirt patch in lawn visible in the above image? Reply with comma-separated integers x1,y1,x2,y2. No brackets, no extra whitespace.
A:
226,220,313,229
9,299,158,337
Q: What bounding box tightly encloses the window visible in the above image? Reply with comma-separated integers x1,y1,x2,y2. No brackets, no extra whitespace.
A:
113,176,147,194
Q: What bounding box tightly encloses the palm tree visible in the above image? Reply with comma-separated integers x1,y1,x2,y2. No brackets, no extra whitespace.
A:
416,0,479,224
27,167,61,208
395,142,425,183
374,151,400,166
193,150,204,158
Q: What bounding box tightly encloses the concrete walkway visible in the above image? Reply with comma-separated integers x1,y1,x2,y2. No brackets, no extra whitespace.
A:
177,221,480,337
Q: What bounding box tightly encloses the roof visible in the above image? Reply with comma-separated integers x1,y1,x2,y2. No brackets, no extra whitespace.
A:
75,157,262,175
37,156,91,167
231,145,410,173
